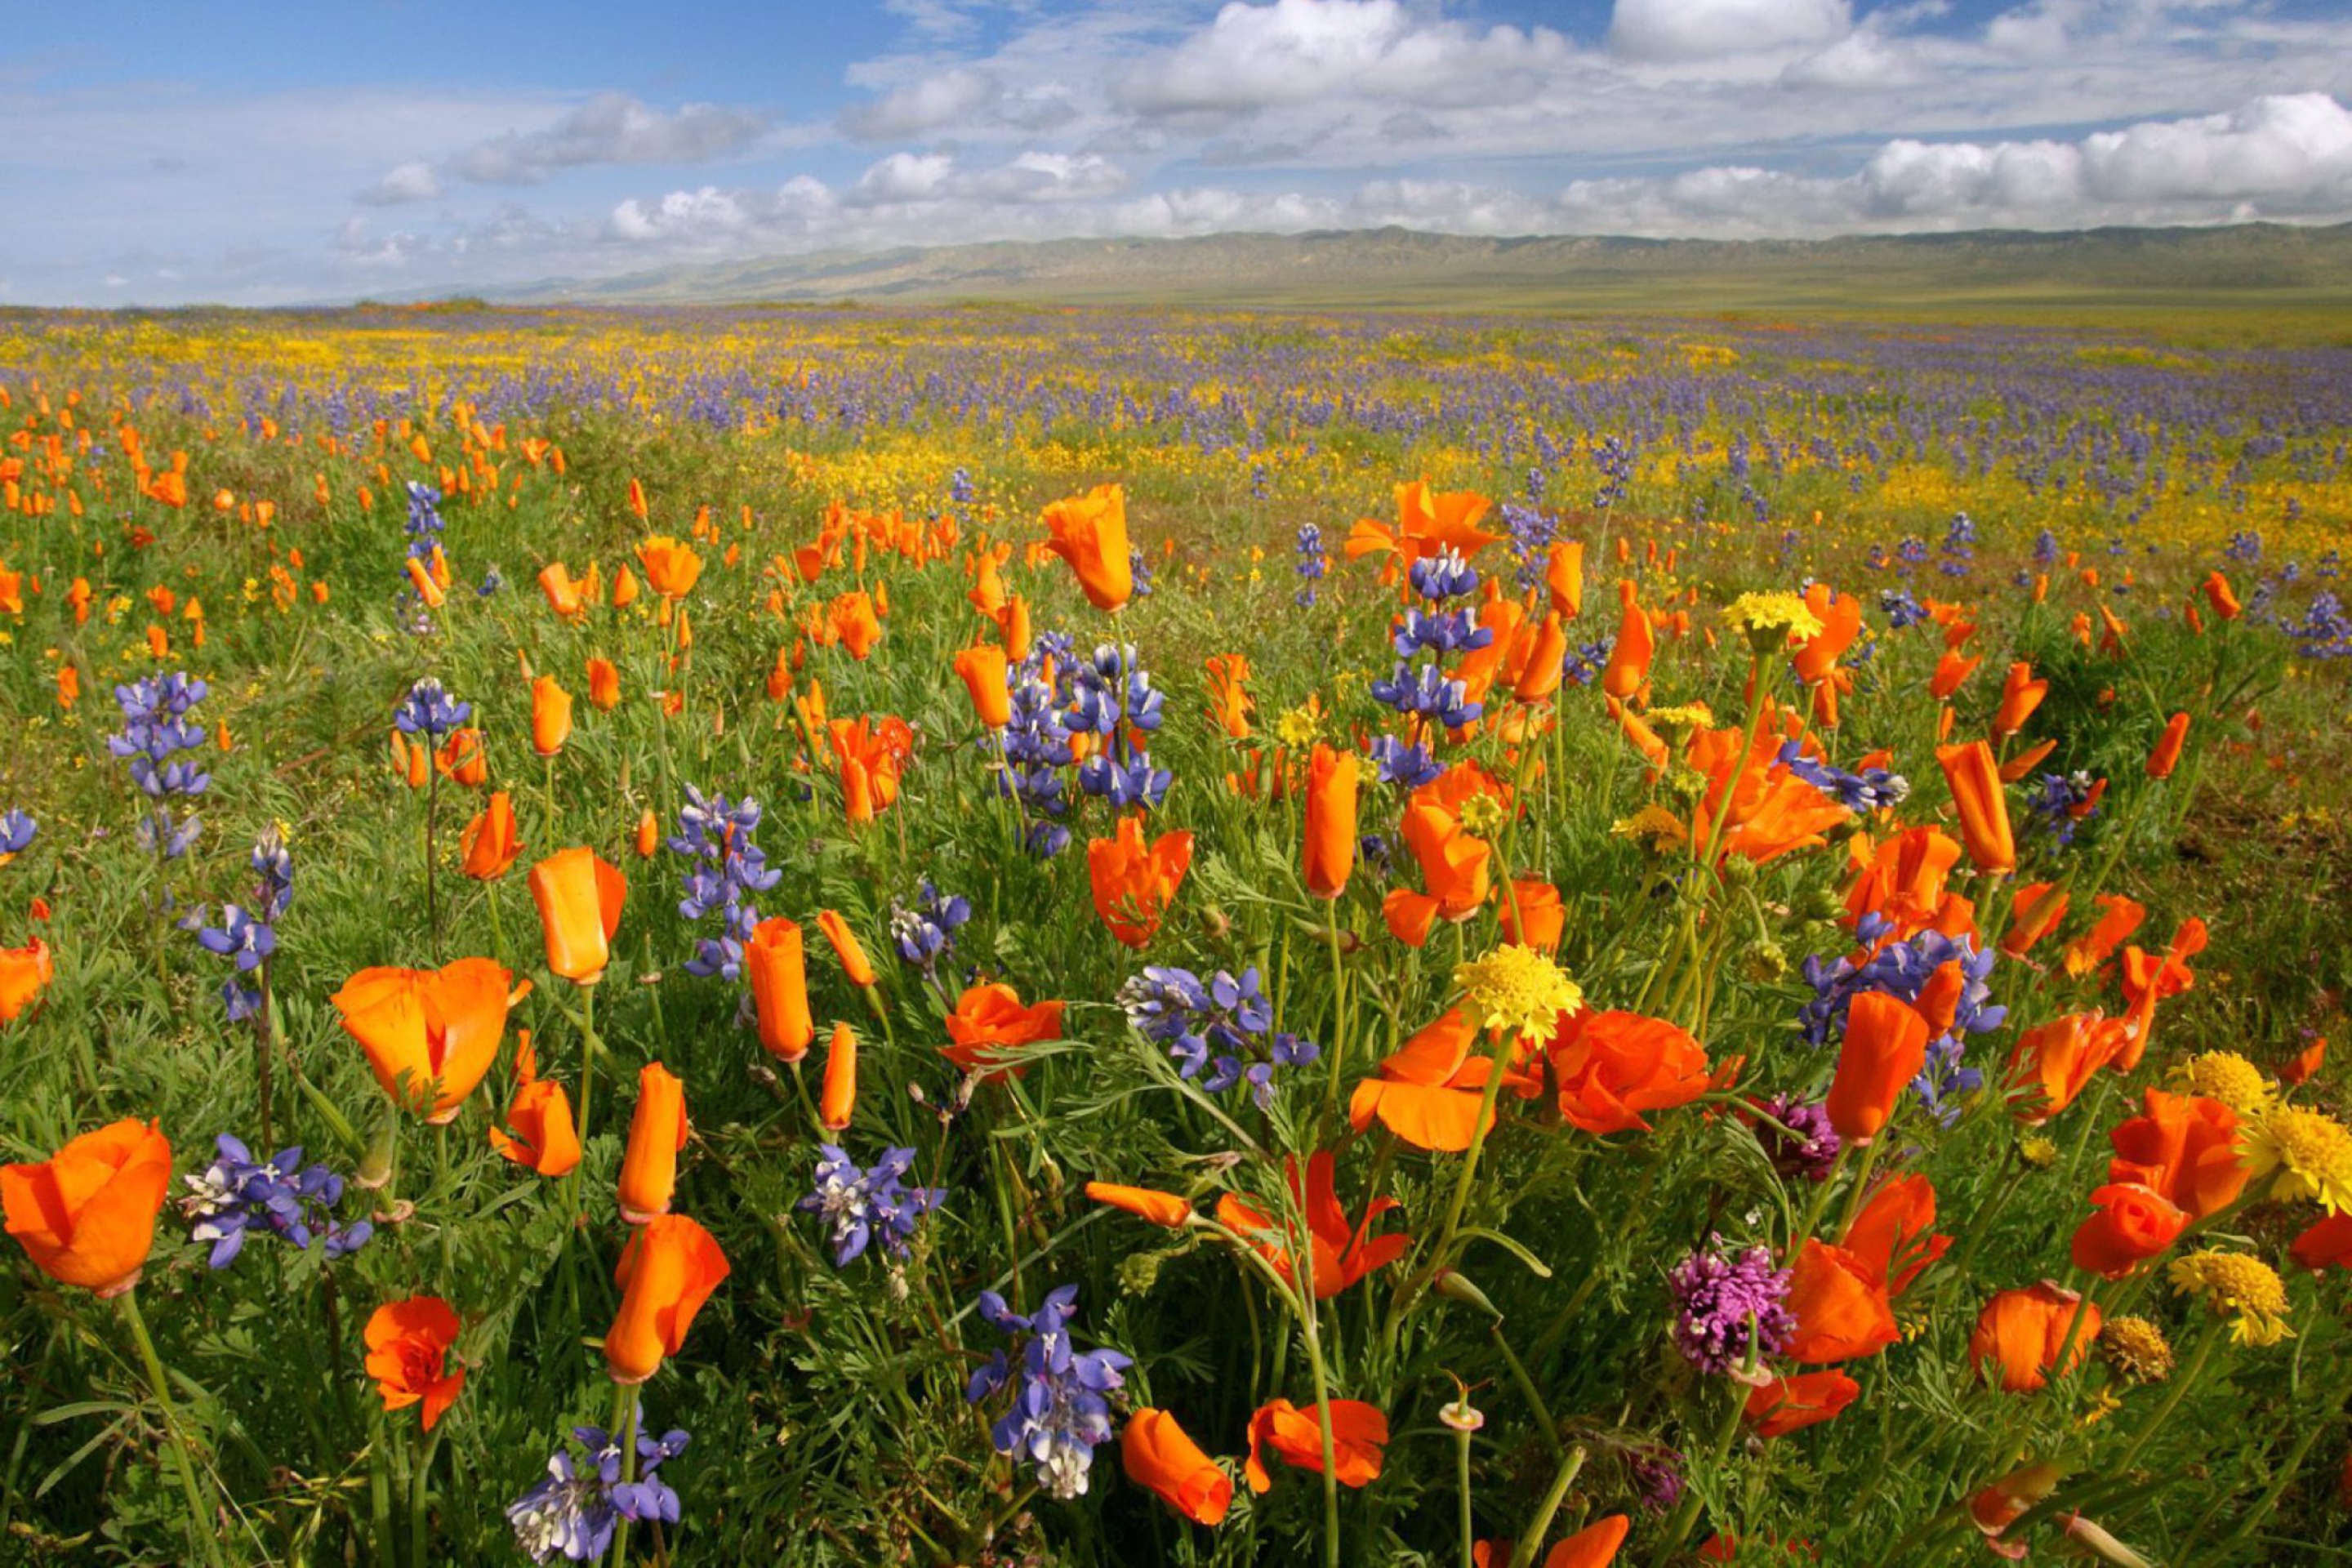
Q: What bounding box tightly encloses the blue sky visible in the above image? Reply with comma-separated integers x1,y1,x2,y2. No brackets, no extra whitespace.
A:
5,0,2350,305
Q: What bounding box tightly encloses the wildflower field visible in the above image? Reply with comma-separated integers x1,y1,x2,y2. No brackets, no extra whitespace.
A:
2,303,2350,1566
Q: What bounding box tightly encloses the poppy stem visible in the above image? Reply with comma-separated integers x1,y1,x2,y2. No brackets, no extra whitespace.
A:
568,980,599,1231
117,1290,225,1568
1487,1317,1566,1461
1505,1439,1588,1568
425,766,442,964
1454,1421,1475,1568
1650,1379,1744,1564
1320,913,1348,1139
608,1382,637,1567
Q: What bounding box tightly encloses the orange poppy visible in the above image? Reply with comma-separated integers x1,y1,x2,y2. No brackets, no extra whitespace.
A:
330,957,517,1121
1040,483,1134,612
1842,1174,1949,1297
1545,540,1584,619
952,643,1011,728
942,982,1067,1076
1744,1370,1860,1438
2062,894,2145,979
1824,991,1931,1143
1205,653,1254,739
1214,1150,1408,1299
746,917,816,1062
1088,814,1194,948
830,715,914,824
2005,1012,2130,1123
528,848,626,984
586,657,621,711
1,1118,172,1295
363,1296,466,1430
1380,801,1490,947
1244,1399,1387,1493
819,1022,857,1131
1599,594,1653,703
829,590,883,660
2145,711,2190,778
1121,1408,1232,1526
488,1032,581,1177
606,1214,730,1385
1349,1009,1534,1152
2289,1213,2352,1272
814,909,876,987
1790,583,1862,688
617,1062,689,1223
530,677,572,757
1303,744,1358,900
1998,881,2067,957
1991,662,2047,737
635,536,702,600
0,935,56,1023
1536,1515,1632,1568
537,561,587,619
1784,1239,1900,1364
2069,1182,2188,1280
1936,740,2016,874
1499,879,1564,953
436,727,488,787
2107,1089,2248,1219
1545,1009,1710,1135
459,791,523,880
1969,1281,2100,1392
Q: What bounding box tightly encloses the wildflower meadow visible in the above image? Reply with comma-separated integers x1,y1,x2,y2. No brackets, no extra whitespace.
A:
1,304,2349,1566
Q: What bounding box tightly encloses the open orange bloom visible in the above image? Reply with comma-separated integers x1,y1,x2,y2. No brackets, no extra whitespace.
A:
531,675,572,756
330,957,517,1121
1214,1150,1408,1299
1969,1281,2100,1392
1843,826,1963,938
635,536,702,600
1303,744,1358,900
1931,648,1981,700
1998,881,2067,957
1380,801,1490,947
1500,879,1564,953
0,935,56,1023
1992,662,2047,737
819,1022,857,1131
2062,893,2145,978
2069,1182,2187,1280
1784,1239,1900,1364
364,1296,466,1430
2114,916,2206,1071
814,909,876,987
436,727,488,786
1349,1009,1534,1152
743,917,815,1062
1790,583,1863,688
1089,814,1194,948
460,791,523,880
952,643,1010,728
1545,1009,1709,1134
2,1118,172,1295
830,715,914,824
617,1062,688,1223
528,847,626,983
586,657,621,711
1344,479,1501,583
1844,1174,1949,1296
2005,1012,2130,1123
1824,991,1931,1143
1122,1408,1232,1526
538,561,588,619
1936,740,2016,874
1245,1399,1387,1493
942,982,1067,1076
829,590,883,660
2145,711,2190,778
607,1214,730,1385
1040,483,1134,612
2107,1089,2248,1219
488,1032,580,1176
1745,1370,1860,1438
2202,569,2242,620
2289,1213,2352,1272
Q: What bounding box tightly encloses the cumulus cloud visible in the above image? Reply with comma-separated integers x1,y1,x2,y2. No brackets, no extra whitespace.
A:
449,92,771,185
851,150,957,205
1115,0,1572,116
1609,0,1854,61
357,160,441,206
842,66,1002,140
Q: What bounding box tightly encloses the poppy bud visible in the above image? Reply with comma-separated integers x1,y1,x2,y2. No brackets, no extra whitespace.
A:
1825,991,1931,1143
1121,1408,1232,1526
746,917,816,1062
606,1214,729,1385
1303,744,1358,900
814,910,875,987
617,1062,688,1223
528,848,626,985
818,1022,857,1132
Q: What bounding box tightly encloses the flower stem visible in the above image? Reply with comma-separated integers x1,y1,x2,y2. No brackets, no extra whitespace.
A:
1507,1441,1589,1568
1653,1379,1747,1563
118,1290,225,1568
608,1382,639,1566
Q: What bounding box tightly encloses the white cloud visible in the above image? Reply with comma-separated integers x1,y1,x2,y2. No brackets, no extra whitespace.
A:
358,160,442,206
449,92,771,185
851,150,957,204
1610,0,1853,61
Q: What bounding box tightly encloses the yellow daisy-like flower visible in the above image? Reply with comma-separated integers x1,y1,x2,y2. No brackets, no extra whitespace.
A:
2018,1135,2060,1169
2167,1250,2294,1347
2166,1051,2274,1116
1454,944,1583,1041
2097,1316,2174,1383
1612,804,1690,855
1273,704,1322,749
2238,1104,2352,1214
1645,702,1715,737
1722,591,1825,653
1457,792,1506,838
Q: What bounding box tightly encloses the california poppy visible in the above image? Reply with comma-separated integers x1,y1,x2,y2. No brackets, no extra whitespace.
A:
436,727,488,787
2005,1012,2129,1123
1244,1398,1387,1493
1,1118,172,1295
1088,815,1194,948
586,657,621,712
617,1062,689,1223
2069,1182,2188,1280
1040,483,1134,612
818,1022,856,1131
1349,1009,1532,1152
1936,740,2016,874
1843,1174,1949,1296
1991,662,2047,737
1303,744,1358,900
459,791,523,880
635,537,702,601
814,909,876,987
1214,1150,1408,1299
1089,1182,1193,1228
2289,1213,2352,1272
330,958,517,1121
1745,1370,1860,1438
488,1032,581,1177
942,982,1067,1076
2107,1089,2248,1219
528,848,626,984
606,1214,730,1385
1546,1009,1710,1134
1380,801,1490,947
1205,653,1254,740
746,917,816,1062
2145,711,2190,779
1969,1281,2100,1392
1824,992,1931,1143
1784,1239,1899,1364
830,715,914,825
952,643,1011,728
537,561,587,619
1122,1408,1232,1526
1499,879,1564,953
1599,594,1653,703
364,1295,466,1430
0,935,56,1023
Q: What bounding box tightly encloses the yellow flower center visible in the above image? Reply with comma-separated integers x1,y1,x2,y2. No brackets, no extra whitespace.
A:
2167,1051,2272,1115
2246,1106,2352,1214
2167,1249,2294,1345
1454,945,1584,1042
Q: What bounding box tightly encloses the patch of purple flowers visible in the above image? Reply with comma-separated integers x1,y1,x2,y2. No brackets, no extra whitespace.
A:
797,1145,943,1267
1749,1094,1842,1183
965,1284,1129,1500
1668,1237,1794,1374
669,785,782,981
178,1134,372,1268
1118,965,1319,1107
1802,926,2006,1122
506,1410,690,1564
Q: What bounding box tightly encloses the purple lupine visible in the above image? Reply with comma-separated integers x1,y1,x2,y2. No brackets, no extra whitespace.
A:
1118,964,1318,1107
507,1411,690,1564
797,1145,943,1267
179,1135,372,1268
964,1285,1129,1499
669,785,782,981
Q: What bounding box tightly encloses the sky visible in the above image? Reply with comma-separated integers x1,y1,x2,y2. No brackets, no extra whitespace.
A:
5,0,2352,305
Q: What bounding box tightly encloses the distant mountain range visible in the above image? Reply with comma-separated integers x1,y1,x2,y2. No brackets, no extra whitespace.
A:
467,222,2352,323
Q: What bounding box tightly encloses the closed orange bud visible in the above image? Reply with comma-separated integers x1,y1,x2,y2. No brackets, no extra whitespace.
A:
460,791,523,880
606,1214,729,1385
1040,483,1133,612
2146,711,2189,779
818,1022,857,1131
405,555,445,608
1936,740,2016,875
531,675,572,757
1825,991,1931,1143
1969,1282,2099,1393
1544,540,1584,619
436,727,488,787
330,958,517,1121
2069,1182,2187,1280
1086,1182,1192,1227
1499,879,1565,953
2,1118,172,1295
1303,744,1358,900
1991,662,2047,738
1122,1408,1232,1526
635,808,659,858
952,643,1011,728
2202,569,2242,620
617,1062,689,1223
1600,595,1652,702
586,657,621,712
1512,610,1569,702
815,909,875,987
528,848,626,983
746,917,816,1062
363,1296,466,1431
610,564,640,609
